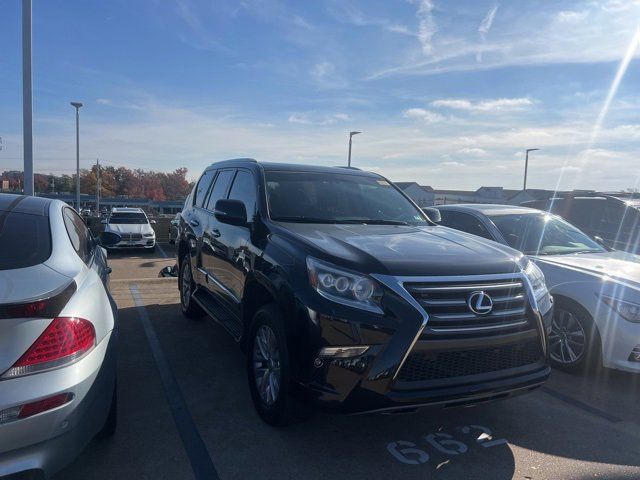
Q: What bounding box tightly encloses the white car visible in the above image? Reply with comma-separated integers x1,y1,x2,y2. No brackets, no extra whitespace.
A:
103,207,156,252
436,204,640,374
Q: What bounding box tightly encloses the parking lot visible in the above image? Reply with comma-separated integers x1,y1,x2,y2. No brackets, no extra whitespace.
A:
52,244,640,480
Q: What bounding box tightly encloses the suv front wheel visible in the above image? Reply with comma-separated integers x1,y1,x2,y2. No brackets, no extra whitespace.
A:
247,304,303,426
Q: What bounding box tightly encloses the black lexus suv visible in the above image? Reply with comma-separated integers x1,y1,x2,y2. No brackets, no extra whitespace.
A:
176,159,553,425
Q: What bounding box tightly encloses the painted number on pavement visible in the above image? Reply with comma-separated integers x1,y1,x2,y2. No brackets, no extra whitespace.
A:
387,425,507,465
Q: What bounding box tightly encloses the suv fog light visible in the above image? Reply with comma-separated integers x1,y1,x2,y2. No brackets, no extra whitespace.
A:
629,345,640,362
318,346,369,358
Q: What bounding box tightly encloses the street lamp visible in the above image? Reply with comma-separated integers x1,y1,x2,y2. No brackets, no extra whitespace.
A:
523,148,539,191
70,101,83,211
347,131,362,167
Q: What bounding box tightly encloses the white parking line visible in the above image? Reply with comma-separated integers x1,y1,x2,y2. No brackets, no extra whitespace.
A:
129,284,219,480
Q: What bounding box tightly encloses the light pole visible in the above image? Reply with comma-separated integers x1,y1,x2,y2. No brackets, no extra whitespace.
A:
523,148,539,191
347,131,362,167
70,102,83,211
22,0,33,196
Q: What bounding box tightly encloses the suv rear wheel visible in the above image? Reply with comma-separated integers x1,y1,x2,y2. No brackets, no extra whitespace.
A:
247,304,304,426
179,255,206,319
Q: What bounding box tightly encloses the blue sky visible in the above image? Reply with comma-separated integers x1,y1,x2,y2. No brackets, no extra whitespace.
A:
1,0,639,190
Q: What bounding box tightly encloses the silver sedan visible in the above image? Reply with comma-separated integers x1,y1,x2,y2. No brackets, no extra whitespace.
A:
436,204,640,374
0,194,121,478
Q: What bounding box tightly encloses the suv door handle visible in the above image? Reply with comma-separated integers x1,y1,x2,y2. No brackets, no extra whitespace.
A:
210,228,221,238
190,219,200,227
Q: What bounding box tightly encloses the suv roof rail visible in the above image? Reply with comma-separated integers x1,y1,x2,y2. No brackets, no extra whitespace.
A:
335,166,362,170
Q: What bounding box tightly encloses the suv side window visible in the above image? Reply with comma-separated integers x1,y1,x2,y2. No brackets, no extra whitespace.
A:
440,211,493,240
227,170,257,221
194,170,216,207
206,169,234,211
63,208,93,264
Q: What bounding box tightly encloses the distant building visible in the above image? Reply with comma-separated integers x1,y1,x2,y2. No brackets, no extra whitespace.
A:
395,182,435,206
393,181,574,207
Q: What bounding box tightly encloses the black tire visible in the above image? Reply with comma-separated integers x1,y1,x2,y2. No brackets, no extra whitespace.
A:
96,381,117,439
549,299,602,372
179,255,206,319
247,304,307,426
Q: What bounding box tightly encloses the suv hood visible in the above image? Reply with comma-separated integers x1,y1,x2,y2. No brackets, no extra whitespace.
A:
106,223,153,235
534,250,640,287
279,223,523,277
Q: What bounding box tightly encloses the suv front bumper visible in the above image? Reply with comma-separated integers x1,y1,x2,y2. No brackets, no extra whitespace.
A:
293,273,552,414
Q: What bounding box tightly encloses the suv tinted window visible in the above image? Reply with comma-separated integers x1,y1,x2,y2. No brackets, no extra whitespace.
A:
63,208,93,263
440,211,493,239
228,170,257,221
206,170,234,211
195,170,216,207
0,211,51,270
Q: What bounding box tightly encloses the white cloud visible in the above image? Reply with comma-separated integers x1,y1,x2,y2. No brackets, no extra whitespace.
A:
288,114,312,125
478,5,499,37
431,97,534,112
458,147,487,156
412,0,437,55
442,161,464,167
556,10,589,23
369,2,640,79
477,5,499,62
402,108,444,123
310,61,347,89
96,98,113,105
288,112,351,125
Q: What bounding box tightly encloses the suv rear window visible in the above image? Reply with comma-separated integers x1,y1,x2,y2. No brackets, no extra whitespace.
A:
0,211,52,270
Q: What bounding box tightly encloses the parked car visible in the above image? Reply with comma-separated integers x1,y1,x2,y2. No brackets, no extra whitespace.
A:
524,195,640,254
168,213,181,245
0,193,121,479
436,204,640,374
176,159,553,426
102,207,156,252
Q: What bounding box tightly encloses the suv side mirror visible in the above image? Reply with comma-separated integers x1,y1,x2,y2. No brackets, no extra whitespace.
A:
150,219,157,224
98,231,122,247
422,207,441,224
214,199,247,226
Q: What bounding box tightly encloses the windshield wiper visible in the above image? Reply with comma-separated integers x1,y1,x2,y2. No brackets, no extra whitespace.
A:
338,219,411,225
271,216,339,223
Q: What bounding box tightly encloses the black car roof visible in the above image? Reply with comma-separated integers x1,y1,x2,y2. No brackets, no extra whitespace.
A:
0,193,52,216
205,158,380,177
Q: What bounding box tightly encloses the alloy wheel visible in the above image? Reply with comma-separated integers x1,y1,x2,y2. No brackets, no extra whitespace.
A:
253,325,281,406
549,308,587,365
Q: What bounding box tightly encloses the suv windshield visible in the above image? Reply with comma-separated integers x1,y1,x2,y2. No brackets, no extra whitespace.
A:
490,213,605,256
0,212,51,270
265,171,428,225
108,213,148,224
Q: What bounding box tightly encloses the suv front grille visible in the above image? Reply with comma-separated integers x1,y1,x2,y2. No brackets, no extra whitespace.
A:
404,277,532,337
397,340,543,382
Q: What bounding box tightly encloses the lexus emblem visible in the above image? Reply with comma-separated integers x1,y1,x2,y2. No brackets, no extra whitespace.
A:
467,291,493,315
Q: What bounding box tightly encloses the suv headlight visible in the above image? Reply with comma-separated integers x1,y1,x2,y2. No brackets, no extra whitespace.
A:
306,257,383,314
522,258,547,299
600,296,640,323
144,232,155,238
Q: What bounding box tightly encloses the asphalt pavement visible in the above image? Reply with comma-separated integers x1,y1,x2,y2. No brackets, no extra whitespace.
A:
53,244,640,480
